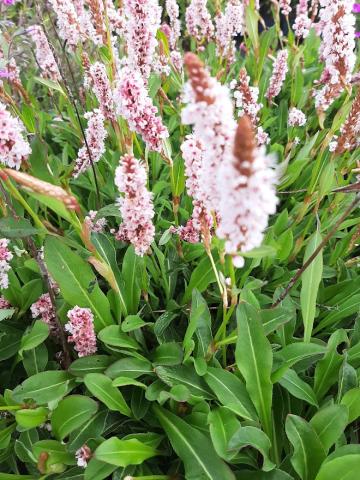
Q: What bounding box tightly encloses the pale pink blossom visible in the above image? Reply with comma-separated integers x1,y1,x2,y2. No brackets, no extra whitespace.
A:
114,66,168,152
48,0,87,48
31,293,60,337
215,0,244,60
279,0,292,15
76,445,92,468
65,306,97,357
114,154,155,256
28,26,61,81
0,239,12,290
266,49,288,102
124,0,161,79
180,134,212,235
84,62,115,121
170,220,200,243
314,0,356,111
170,50,183,71
165,0,181,49
73,110,107,178
182,53,236,212
185,0,214,41
85,0,124,44
217,116,278,268
0,102,31,170
288,107,307,127
84,210,107,233
294,0,312,38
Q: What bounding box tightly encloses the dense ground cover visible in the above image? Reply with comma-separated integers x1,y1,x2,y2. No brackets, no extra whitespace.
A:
0,0,360,478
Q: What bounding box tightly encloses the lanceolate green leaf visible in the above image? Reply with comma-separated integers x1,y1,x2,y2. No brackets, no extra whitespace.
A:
285,415,326,480
279,369,318,407
94,437,157,467
235,303,273,441
301,231,323,342
315,454,360,480
84,373,131,417
204,367,258,421
12,371,72,404
51,395,98,440
44,236,113,330
310,405,348,452
153,404,235,480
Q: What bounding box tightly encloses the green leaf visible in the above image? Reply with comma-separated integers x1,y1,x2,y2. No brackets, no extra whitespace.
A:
208,407,240,461
310,405,348,452
22,344,48,376
32,440,75,466
204,367,257,421
122,246,141,314
314,330,347,401
0,218,39,238
15,407,48,429
272,343,326,382
51,395,98,440
20,321,49,355
121,314,147,332
94,437,157,467
183,254,218,304
152,342,183,366
98,325,140,350
235,303,273,439
285,415,326,480
315,454,360,480
12,371,72,404
155,365,214,399
69,355,113,377
34,76,66,95
84,459,116,480
153,404,235,480
341,388,360,423
241,245,277,259
228,426,275,472
84,373,131,417
68,408,108,452
45,236,113,330
0,308,15,322
301,231,323,342
106,357,152,379
279,369,318,407
236,471,294,480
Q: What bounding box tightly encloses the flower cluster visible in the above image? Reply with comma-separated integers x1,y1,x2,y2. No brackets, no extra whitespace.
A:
31,293,60,337
215,0,244,60
217,116,278,267
84,210,107,233
294,0,312,38
0,239,12,290
180,134,212,237
28,26,61,81
279,0,292,16
76,445,92,468
288,107,307,127
73,109,107,178
48,0,87,48
185,0,214,41
65,306,97,357
232,68,268,145
84,61,115,121
124,0,161,79
182,53,236,212
114,66,168,152
314,0,356,111
266,49,289,102
335,89,360,154
115,154,155,256
0,102,32,170
0,296,11,309
165,0,181,49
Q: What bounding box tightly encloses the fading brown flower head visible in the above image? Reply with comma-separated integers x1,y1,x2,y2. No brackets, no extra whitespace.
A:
335,89,360,154
233,115,256,179
184,53,214,105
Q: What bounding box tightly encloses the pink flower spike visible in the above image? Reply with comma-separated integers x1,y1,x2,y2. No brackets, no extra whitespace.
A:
115,154,155,256
28,26,61,81
266,49,288,102
114,66,168,153
31,293,60,337
0,103,32,170
0,239,12,290
65,306,97,357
